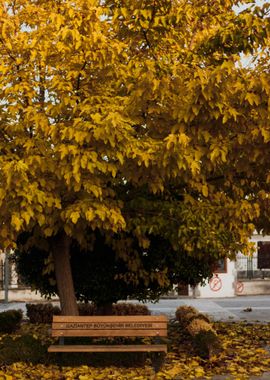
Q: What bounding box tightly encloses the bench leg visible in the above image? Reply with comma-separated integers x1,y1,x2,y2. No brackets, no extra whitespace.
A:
151,351,166,373
59,337,65,345
151,337,166,373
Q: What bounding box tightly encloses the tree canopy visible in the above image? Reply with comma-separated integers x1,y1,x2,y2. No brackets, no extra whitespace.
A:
0,0,269,313
14,231,216,307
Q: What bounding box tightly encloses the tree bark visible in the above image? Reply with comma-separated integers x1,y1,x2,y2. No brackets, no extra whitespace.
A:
51,232,79,315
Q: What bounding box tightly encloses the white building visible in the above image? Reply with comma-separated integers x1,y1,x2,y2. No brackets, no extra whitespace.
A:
188,233,270,298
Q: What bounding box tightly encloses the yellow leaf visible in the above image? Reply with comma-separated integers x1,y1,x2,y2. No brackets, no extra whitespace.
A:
70,211,80,224
85,209,95,221
178,133,190,146
245,92,260,106
11,215,23,231
121,8,128,18
202,184,208,197
21,211,31,225
37,214,46,226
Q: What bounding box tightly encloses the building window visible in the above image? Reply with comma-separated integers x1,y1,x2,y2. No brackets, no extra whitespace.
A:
257,242,270,269
213,258,227,273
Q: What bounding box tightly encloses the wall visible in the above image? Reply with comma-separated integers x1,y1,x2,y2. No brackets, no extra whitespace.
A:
236,279,270,296
193,259,236,298
0,288,46,302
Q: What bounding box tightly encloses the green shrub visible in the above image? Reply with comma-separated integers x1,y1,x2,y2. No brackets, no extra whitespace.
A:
186,317,220,358
175,305,198,317
187,318,215,337
78,302,150,316
183,312,210,327
192,330,221,359
175,305,199,327
175,306,220,358
26,302,150,323
26,303,60,324
175,305,210,328
77,303,96,316
112,303,150,315
0,310,23,333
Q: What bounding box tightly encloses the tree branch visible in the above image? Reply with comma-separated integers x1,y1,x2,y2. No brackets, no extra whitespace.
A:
75,61,87,94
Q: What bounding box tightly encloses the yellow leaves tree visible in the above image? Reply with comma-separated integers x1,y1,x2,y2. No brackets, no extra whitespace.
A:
0,0,269,314
0,0,135,314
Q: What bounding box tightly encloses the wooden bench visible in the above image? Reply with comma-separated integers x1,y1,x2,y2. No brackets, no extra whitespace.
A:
48,315,167,353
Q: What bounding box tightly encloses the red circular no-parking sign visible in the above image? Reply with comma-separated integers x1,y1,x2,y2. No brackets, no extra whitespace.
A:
209,275,222,292
236,281,244,293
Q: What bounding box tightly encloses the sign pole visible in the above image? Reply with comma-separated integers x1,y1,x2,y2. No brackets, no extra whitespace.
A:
4,255,9,304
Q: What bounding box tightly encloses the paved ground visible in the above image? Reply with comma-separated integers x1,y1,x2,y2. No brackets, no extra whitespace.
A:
138,295,270,322
215,296,270,322
2,295,270,322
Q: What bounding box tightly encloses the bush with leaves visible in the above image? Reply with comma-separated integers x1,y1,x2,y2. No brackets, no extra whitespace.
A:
26,304,61,324
0,310,23,333
26,302,150,323
175,306,198,326
175,306,220,358
191,327,221,359
112,303,150,316
175,306,210,328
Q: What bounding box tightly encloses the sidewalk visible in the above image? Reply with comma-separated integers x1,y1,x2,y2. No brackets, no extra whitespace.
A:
143,299,240,321
0,297,269,322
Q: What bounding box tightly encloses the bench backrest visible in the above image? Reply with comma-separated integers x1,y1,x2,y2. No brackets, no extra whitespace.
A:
52,315,167,338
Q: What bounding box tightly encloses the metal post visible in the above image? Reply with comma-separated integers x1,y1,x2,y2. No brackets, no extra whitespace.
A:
247,257,253,279
4,255,9,304
59,337,65,345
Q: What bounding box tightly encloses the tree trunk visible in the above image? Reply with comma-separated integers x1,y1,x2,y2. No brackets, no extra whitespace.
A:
51,232,79,315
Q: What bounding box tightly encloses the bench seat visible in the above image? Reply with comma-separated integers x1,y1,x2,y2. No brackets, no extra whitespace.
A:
48,344,167,353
